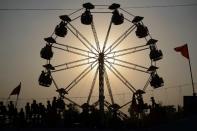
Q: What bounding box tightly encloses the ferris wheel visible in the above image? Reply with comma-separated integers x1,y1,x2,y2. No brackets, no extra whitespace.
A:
39,3,164,115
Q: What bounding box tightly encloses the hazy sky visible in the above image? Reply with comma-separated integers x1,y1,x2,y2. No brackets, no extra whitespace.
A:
0,0,197,110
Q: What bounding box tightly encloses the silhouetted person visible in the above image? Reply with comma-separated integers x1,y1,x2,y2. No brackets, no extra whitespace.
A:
137,95,144,113
47,100,52,112
46,98,58,127
52,97,57,111
0,101,7,116
150,97,156,109
0,101,7,127
46,100,54,127
80,103,90,127
12,108,18,127
25,102,31,120
18,108,25,127
56,98,65,111
89,106,100,128
8,101,15,119
31,100,39,126
31,100,38,115
131,94,137,112
38,103,46,126
64,103,79,127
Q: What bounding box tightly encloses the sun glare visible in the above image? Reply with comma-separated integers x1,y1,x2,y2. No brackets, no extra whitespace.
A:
39,3,163,110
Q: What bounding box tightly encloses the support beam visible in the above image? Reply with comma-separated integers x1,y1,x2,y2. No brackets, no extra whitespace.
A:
104,25,135,54
105,62,136,93
98,53,105,113
52,46,92,58
104,69,114,104
106,44,147,56
65,61,97,92
54,58,95,68
91,21,101,52
52,60,96,73
102,21,112,52
112,47,149,58
67,23,99,53
87,66,99,104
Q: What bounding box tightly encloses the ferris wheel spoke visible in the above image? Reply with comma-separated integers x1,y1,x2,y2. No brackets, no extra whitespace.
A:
92,100,99,107
119,8,135,17
87,66,99,104
51,60,97,73
50,74,59,90
68,8,83,17
105,60,137,92
102,20,112,52
106,58,149,73
65,61,98,92
52,46,93,58
104,25,136,54
113,58,148,69
63,96,81,108
91,21,101,53
104,62,136,93
54,57,95,68
66,26,96,54
110,62,149,74
124,17,134,23
70,15,81,22
107,44,148,56
104,68,114,104
119,100,133,110
67,23,99,53
55,42,96,56
104,100,112,107
112,47,149,58
142,75,152,91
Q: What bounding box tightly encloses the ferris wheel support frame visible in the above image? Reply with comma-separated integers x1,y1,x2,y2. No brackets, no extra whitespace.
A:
39,3,164,120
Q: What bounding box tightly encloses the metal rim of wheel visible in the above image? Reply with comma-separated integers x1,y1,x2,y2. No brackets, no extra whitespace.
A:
39,3,164,117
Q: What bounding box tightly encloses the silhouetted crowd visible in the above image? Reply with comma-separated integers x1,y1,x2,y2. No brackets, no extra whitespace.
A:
0,97,125,128
0,96,184,129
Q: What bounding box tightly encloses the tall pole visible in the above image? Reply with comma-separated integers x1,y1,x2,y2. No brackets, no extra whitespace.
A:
188,58,196,96
175,44,196,96
187,45,196,96
15,94,19,108
99,53,105,113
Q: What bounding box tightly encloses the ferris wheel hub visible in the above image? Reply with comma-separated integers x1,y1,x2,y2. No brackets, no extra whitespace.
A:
98,53,104,62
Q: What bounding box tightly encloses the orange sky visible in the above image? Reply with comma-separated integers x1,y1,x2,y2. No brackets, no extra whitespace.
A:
0,0,197,111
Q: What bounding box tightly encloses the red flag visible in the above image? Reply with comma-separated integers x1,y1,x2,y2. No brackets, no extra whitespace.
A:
174,44,189,59
10,82,21,96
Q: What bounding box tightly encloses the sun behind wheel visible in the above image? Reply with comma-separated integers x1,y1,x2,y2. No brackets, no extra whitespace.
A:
39,3,164,118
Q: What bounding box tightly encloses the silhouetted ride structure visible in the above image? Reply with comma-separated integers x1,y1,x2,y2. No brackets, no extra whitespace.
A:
39,2,164,124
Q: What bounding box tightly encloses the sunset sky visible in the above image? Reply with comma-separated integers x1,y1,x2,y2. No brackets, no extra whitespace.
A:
0,0,197,110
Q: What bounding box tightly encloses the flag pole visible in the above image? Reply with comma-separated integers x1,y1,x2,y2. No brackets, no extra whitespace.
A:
188,58,196,96
15,94,19,108
174,44,196,96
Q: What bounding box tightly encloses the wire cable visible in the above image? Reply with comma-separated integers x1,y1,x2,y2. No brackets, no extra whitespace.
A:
124,3,197,9
0,3,197,11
